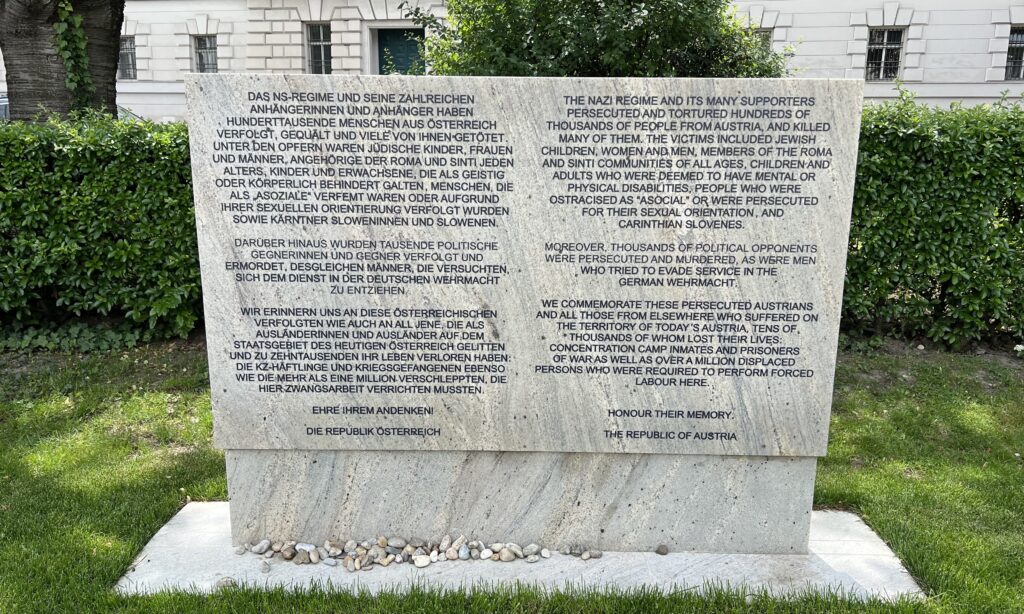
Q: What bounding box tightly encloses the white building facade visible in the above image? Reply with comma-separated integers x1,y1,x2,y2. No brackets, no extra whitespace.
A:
1,0,1024,120
737,0,1024,106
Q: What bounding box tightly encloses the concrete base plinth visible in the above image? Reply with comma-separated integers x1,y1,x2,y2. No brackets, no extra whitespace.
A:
116,503,923,601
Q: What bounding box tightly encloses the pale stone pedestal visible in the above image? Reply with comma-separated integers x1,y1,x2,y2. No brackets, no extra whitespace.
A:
226,451,817,554
117,502,923,601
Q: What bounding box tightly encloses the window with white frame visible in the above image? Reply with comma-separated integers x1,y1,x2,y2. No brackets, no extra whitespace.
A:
118,36,137,80
754,28,773,48
866,28,903,81
1006,27,1024,81
307,23,332,74
193,35,218,73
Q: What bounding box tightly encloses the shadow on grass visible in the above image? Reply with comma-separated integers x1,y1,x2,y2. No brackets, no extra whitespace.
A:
819,351,1024,611
0,444,225,612
0,342,224,612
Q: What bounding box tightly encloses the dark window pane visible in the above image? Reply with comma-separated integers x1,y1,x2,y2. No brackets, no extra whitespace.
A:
377,28,424,74
118,36,137,80
883,60,900,79
194,36,218,73
1007,45,1024,80
1008,28,1024,80
308,23,330,43
866,29,903,81
866,48,882,80
307,23,332,74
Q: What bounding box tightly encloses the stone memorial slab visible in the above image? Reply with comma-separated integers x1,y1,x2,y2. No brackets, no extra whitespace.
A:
185,74,862,552
187,74,862,457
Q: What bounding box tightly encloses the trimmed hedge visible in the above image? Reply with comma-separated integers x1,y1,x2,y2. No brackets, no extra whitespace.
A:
847,93,1024,346
1,95,1022,348
0,114,200,343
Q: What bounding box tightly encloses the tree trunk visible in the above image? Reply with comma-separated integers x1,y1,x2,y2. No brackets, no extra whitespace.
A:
77,0,125,114
0,1,70,120
0,0,125,121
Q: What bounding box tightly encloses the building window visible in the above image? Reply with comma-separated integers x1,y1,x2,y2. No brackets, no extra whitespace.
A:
193,35,218,73
1006,27,1024,80
754,28,773,47
866,28,903,81
307,23,332,74
118,36,137,80
376,28,424,74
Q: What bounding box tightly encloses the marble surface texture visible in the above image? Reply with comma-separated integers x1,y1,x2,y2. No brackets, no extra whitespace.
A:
187,75,863,456
226,450,816,553
117,503,923,601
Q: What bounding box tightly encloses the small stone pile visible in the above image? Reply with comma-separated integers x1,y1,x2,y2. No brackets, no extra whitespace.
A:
558,544,604,560
235,534,554,573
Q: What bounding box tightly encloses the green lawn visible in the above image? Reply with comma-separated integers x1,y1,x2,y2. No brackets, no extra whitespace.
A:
0,340,1021,613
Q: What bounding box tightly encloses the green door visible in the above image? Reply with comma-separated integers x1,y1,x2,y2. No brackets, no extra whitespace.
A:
377,28,424,74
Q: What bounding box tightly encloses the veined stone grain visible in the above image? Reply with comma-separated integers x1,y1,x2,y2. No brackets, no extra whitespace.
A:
226,450,816,553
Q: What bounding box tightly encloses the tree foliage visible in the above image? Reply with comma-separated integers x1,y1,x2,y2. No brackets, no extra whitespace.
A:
404,0,788,77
